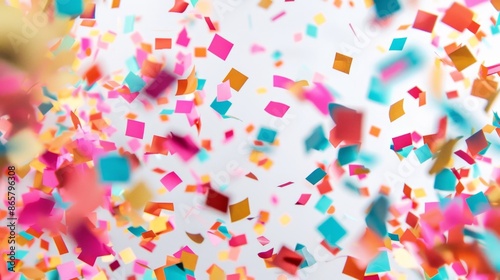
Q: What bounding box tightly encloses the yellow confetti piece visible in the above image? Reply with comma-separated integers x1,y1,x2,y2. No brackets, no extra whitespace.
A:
218,250,229,261
7,129,44,166
256,87,267,94
119,248,136,264
254,223,266,235
414,188,426,198
180,251,198,271
389,99,405,122
92,271,108,280
313,13,326,25
279,214,291,226
150,216,168,233
123,182,153,210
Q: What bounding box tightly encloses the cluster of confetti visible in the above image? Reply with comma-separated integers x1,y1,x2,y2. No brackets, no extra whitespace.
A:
1,0,500,279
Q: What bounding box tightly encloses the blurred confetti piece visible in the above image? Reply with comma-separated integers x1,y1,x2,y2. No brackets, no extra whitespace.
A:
317,216,347,246
272,246,304,275
448,45,476,71
97,154,131,183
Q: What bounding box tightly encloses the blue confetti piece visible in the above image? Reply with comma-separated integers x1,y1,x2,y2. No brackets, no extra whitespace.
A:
367,76,391,104
388,232,399,241
481,231,500,271
257,127,277,143
42,87,58,101
197,148,209,162
97,154,131,183
389,37,407,51
317,216,347,246
306,168,327,185
197,79,206,90
46,270,59,280
434,169,456,191
305,125,329,152
338,145,359,166
126,57,140,73
163,264,187,280
55,0,84,17
366,251,390,274
128,226,146,237
18,231,34,241
315,195,332,213
414,144,432,163
38,102,53,115
466,191,490,216
306,24,318,38
125,72,146,92
124,15,135,34
210,98,232,116
365,196,388,237
373,0,400,18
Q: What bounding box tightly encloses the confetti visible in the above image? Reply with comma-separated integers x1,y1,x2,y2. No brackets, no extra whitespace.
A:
229,198,251,222
208,34,234,61
332,52,353,74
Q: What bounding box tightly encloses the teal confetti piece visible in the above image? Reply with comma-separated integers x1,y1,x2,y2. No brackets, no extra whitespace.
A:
397,145,413,158
257,127,277,143
124,72,146,92
493,112,500,127
414,144,432,163
46,270,59,280
272,50,282,60
389,37,407,51
210,98,232,116
373,0,400,18
491,25,499,35
434,169,456,191
338,145,359,166
126,57,140,73
368,76,391,104
366,251,390,274
306,168,327,185
197,148,209,162
388,232,399,241
365,196,388,237
18,231,34,241
42,87,58,101
190,0,199,6
315,195,332,213
128,226,146,237
306,24,318,37
38,102,53,115
124,15,135,34
55,0,84,17
466,192,490,216
317,216,347,246
160,109,175,115
478,142,491,156
430,266,450,280
53,190,71,210
97,154,131,183
163,264,187,280
53,35,75,55
295,244,316,268
305,125,329,152
197,79,206,90
481,231,500,271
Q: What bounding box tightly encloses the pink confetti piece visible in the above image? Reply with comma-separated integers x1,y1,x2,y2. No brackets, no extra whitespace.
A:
208,34,234,61
125,119,145,139
217,81,232,101
175,100,194,114
273,75,294,89
264,101,290,118
257,236,270,246
295,193,312,205
161,171,183,191
304,83,334,115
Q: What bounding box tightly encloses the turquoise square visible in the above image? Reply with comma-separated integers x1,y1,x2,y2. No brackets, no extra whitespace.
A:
414,144,432,163
338,145,358,166
257,127,277,143
210,98,232,116
306,24,318,38
97,155,131,183
55,0,84,17
317,216,346,246
315,195,332,213
125,72,146,92
466,192,490,216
